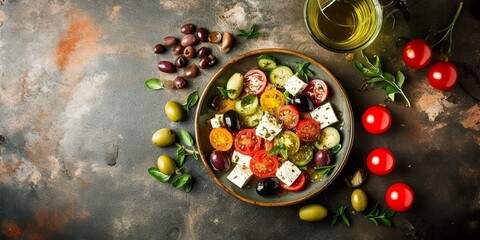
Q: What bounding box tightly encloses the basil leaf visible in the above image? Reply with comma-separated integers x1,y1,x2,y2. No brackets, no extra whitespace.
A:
381,218,392,227
396,71,405,87
241,94,257,106
172,173,192,190
361,50,373,66
383,72,396,83
176,146,186,167
330,144,342,155
148,167,171,182
314,165,336,175
374,55,382,70
183,90,199,113
145,78,164,90
366,77,384,83
386,85,400,101
268,144,288,158
178,128,194,147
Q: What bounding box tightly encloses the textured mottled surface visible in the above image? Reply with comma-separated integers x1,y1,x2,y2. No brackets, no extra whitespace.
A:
0,0,479,239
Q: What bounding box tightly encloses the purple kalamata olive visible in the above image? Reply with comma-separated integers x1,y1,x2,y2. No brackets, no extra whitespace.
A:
157,61,176,73
195,27,209,42
313,149,332,168
174,55,188,68
153,44,166,54
162,36,179,47
197,47,211,58
172,44,185,55
174,76,188,89
256,178,280,196
184,64,199,78
210,150,231,171
181,23,196,34
183,46,196,58
198,55,216,69
181,34,198,47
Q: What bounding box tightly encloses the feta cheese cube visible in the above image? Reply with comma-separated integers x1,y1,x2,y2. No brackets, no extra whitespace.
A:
227,164,253,188
310,102,339,128
231,151,252,167
255,112,283,141
283,75,307,96
275,161,302,186
209,114,224,129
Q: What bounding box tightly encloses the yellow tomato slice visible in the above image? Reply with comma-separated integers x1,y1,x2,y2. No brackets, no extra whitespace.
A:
260,89,285,115
209,127,233,151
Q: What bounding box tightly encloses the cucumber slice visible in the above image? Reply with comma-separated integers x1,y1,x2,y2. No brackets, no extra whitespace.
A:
269,65,294,88
314,127,341,150
257,54,277,71
239,108,264,127
289,144,314,167
235,94,259,116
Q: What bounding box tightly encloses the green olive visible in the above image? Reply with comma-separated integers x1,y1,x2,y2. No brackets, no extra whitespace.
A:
165,101,185,122
299,204,328,222
157,155,176,175
152,128,176,147
351,189,368,212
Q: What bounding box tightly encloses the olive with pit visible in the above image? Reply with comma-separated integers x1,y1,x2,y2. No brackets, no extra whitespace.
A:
174,76,188,89
181,23,196,34
299,204,328,222
256,178,280,196
157,155,177,176
152,128,176,147
183,46,196,58
195,27,209,42
175,55,188,68
223,110,241,132
165,101,185,122
158,61,176,73
351,189,368,212
198,55,216,69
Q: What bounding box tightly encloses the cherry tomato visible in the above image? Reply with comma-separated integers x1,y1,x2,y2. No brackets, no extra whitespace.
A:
250,150,279,178
277,105,300,129
386,183,414,212
302,79,329,106
366,148,395,175
280,172,306,191
244,68,267,95
402,39,432,69
234,128,263,156
209,127,233,151
428,61,458,91
362,106,391,134
297,118,321,142
260,89,285,115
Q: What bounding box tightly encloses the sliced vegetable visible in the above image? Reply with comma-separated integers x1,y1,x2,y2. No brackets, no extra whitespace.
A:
297,118,321,143
235,94,259,115
289,144,314,167
269,65,294,88
257,54,277,71
211,95,235,114
244,69,267,95
209,127,233,151
250,150,279,178
234,128,263,156
273,130,300,156
314,127,341,150
280,172,306,191
276,104,300,129
238,108,263,127
260,89,285,115
303,79,329,106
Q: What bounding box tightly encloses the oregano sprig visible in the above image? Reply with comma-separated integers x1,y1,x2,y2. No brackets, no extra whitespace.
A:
363,202,395,227
268,144,288,159
296,62,314,82
236,23,261,39
331,206,351,227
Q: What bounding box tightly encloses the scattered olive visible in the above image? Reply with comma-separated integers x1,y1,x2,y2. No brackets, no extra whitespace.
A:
165,101,185,122
223,110,241,132
172,44,185,55
293,94,315,112
181,23,196,34
181,34,198,47
199,55,216,69
157,61,176,73
351,189,368,212
152,128,176,147
256,178,280,196
195,27,209,42
157,155,177,175
183,46,196,58
163,36,179,47
208,31,222,43
174,55,188,68
210,150,231,171
153,44,166,54
220,32,234,53
174,76,188,89
299,204,328,222
184,64,200,78
197,47,211,58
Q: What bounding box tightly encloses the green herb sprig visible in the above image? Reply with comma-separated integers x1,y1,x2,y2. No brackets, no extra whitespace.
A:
236,23,261,39
145,78,164,90
363,202,395,227
314,165,336,176
183,90,199,113
354,51,411,107
268,144,288,159
331,206,351,227
217,87,236,99
175,128,199,167
296,62,313,82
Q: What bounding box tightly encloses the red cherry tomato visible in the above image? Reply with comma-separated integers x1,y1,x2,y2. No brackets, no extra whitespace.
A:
234,128,263,156
402,39,432,69
296,118,321,142
277,105,300,129
386,183,414,212
302,79,329,106
243,68,267,95
249,150,279,178
280,172,306,191
362,106,391,134
428,61,458,91
366,148,395,175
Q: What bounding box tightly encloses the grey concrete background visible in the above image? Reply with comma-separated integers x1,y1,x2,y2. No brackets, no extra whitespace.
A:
0,0,479,239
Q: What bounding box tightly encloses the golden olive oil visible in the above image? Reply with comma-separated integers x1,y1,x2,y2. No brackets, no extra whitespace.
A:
305,0,382,52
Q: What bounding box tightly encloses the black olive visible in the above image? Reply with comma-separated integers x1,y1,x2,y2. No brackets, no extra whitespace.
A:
293,94,315,112
256,178,280,196
222,110,241,132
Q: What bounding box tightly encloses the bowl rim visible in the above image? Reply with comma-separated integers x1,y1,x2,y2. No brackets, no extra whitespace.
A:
195,48,354,207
